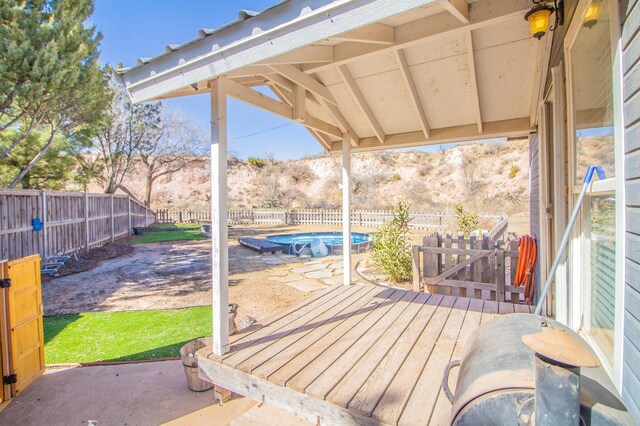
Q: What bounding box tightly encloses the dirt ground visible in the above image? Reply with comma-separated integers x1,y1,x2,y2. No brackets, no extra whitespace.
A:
42,224,372,320
42,220,525,319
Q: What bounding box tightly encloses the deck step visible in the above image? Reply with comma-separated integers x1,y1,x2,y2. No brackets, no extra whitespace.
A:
231,403,314,426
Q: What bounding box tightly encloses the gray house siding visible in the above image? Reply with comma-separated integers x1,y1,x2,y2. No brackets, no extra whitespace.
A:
622,0,640,420
529,133,540,302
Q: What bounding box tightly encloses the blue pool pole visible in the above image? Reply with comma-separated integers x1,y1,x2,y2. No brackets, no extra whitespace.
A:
534,165,606,316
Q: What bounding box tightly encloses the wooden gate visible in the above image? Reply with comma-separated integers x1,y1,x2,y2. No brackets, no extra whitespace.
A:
0,255,45,404
412,232,528,304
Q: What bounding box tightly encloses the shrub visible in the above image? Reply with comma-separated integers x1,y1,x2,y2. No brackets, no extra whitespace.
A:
509,164,521,179
392,172,401,181
261,199,283,209
455,204,478,237
371,202,413,283
247,157,266,169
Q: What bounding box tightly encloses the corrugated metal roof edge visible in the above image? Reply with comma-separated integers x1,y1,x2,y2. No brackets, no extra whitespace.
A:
115,5,281,75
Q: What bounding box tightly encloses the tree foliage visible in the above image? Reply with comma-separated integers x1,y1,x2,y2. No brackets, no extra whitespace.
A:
454,204,479,237
94,87,162,194
0,0,110,188
137,111,207,205
371,201,413,283
0,128,82,190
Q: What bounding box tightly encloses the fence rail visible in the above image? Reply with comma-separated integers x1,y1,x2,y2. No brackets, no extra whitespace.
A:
412,232,527,304
0,189,156,262
156,208,506,231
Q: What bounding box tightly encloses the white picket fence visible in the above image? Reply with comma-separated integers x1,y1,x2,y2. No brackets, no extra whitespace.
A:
156,208,506,232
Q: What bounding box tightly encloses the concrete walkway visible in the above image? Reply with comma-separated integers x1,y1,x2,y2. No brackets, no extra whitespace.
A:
0,361,255,426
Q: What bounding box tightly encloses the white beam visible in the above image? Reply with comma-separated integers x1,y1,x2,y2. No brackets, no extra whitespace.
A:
225,78,341,138
330,118,534,152
267,64,337,106
438,0,469,23
465,30,483,133
337,64,385,144
529,25,553,126
342,132,352,286
303,0,531,75
258,45,333,65
318,98,359,147
268,83,293,106
210,78,230,356
394,49,430,139
331,23,395,45
309,128,333,151
293,85,306,122
268,85,332,151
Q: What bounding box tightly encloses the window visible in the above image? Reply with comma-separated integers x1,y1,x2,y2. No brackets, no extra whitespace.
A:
567,0,618,368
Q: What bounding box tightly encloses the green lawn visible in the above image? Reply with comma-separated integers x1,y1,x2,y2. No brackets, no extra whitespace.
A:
131,223,206,244
44,306,212,363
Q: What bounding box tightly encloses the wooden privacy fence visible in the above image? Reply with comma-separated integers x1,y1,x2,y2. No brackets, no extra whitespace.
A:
157,208,506,231
412,232,528,304
0,189,156,262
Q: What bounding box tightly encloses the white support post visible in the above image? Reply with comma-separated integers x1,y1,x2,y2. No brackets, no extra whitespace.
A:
210,78,230,355
342,133,352,286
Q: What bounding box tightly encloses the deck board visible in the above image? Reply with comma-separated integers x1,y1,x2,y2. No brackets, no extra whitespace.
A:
223,285,356,366
250,285,380,378
346,293,439,416
397,297,471,426
304,290,421,399
268,287,402,387
199,284,531,426
286,288,407,394
327,292,430,409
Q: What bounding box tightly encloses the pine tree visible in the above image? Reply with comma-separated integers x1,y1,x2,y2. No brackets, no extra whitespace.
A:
0,0,110,188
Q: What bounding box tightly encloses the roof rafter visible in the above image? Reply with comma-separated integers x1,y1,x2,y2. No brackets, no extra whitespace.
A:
302,0,531,75
438,0,469,24
330,23,395,45
393,49,430,139
465,30,483,133
224,78,341,138
337,64,385,144
266,64,337,106
268,85,332,151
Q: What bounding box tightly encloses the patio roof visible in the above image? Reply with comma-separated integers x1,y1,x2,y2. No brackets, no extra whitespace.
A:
117,0,542,152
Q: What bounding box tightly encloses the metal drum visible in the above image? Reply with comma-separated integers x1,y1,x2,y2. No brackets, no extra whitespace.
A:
443,314,634,425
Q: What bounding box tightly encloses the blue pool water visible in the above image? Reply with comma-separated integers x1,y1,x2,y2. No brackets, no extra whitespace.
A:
266,232,372,256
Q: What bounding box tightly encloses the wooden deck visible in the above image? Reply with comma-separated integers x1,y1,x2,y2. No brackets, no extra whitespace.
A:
198,284,533,426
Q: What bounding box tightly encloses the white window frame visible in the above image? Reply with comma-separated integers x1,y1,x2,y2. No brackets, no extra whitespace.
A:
563,0,625,390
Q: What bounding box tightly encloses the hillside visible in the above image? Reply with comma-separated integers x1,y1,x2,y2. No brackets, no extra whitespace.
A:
106,138,531,216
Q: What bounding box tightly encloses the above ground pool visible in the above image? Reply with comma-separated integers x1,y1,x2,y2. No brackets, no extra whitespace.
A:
266,232,372,256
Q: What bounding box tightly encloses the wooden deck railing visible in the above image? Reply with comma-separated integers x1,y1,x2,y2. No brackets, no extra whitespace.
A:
157,208,507,231
412,232,528,304
0,189,156,262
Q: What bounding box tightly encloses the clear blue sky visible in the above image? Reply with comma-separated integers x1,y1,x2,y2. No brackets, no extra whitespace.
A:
90,0,324,160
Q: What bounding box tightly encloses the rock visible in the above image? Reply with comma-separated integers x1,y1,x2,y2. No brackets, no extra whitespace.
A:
323,277,344,286
236,315,257,331
291,263,328,274
268,273,304,283
303,270,333,279
286,279,329,292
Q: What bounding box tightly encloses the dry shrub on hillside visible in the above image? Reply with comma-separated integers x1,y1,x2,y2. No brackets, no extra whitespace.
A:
283,162,316,184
